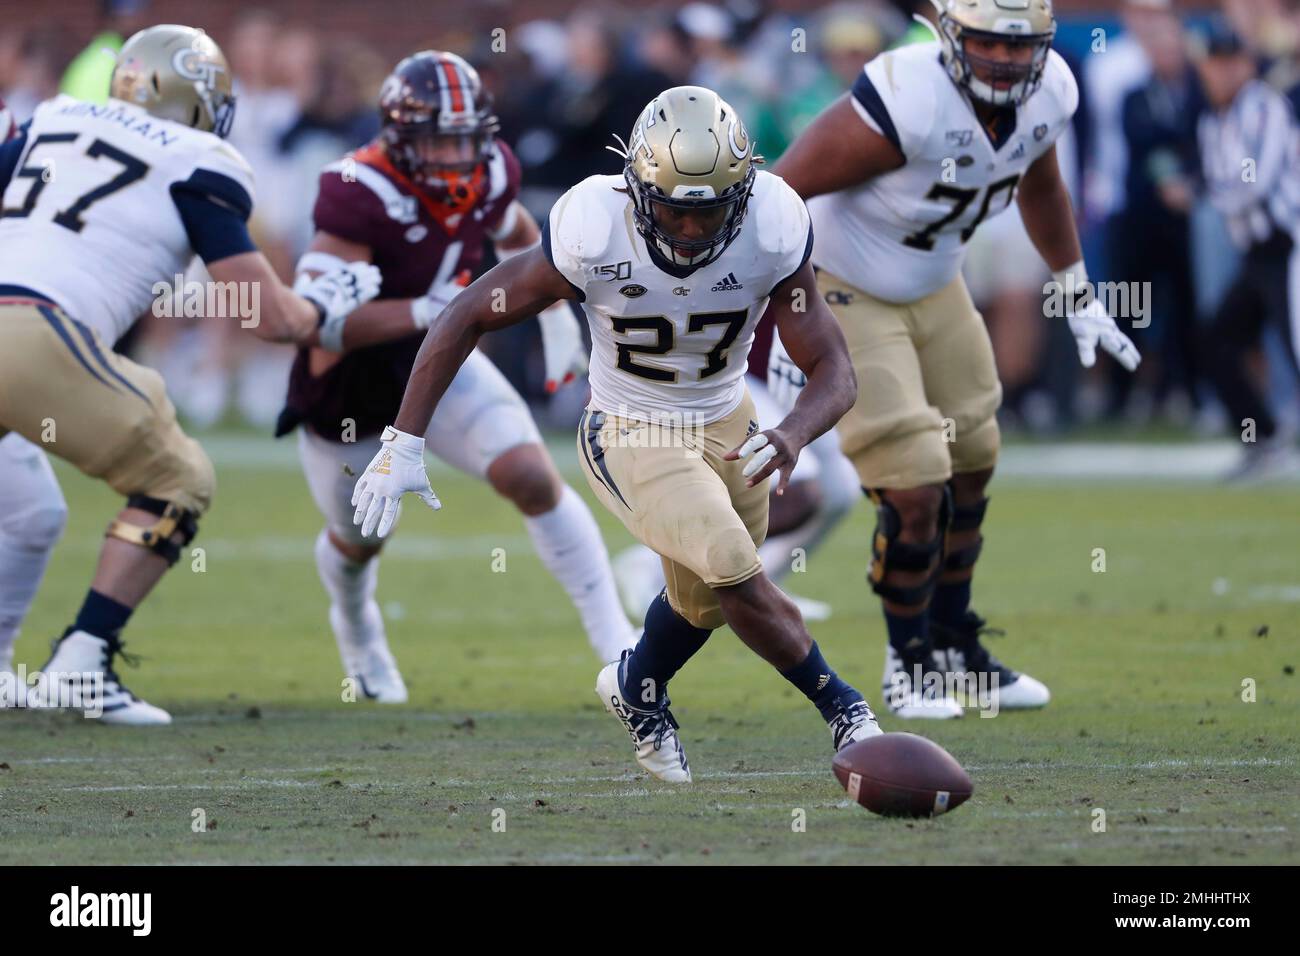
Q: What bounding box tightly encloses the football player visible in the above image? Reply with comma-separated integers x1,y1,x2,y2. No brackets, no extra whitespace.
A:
610,339,862,625
0,25,380,723
351,86,883,782
773,0,1140,717
0,94,62,696
280,51,636,701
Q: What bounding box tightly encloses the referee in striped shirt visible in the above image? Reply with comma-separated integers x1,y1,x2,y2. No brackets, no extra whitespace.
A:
1197,25,1300,480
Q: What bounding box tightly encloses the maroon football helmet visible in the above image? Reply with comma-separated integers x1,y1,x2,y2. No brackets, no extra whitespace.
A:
377,51,499,211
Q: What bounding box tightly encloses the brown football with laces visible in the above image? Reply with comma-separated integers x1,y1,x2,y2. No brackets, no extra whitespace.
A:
832,732,973,817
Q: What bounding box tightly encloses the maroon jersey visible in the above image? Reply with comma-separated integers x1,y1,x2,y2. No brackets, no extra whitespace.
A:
277,139,522,440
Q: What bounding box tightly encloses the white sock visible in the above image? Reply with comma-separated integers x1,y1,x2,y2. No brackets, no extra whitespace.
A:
0,530,59,672
525,485,637,661
313,530,385,661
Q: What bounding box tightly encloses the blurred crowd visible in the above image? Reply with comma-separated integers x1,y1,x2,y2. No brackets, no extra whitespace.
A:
2,0,1298,442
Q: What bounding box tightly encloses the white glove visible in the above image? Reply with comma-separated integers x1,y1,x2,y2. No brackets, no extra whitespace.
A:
1067,297,1141,372
537,301,588,393
300,261,383,351
411,273,470,330
350,426,441,539
1054,262,1141,372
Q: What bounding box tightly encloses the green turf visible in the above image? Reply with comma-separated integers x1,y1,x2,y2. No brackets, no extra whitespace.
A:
1,442,1297,864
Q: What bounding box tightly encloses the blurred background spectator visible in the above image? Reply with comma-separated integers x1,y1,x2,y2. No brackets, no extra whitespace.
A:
2,0,1295,470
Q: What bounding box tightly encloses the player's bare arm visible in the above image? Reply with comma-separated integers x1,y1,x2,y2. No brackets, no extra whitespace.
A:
725,262,856,493
1018,145,1140,371
296,232,406,350
294,231,464,353
393,246,575,436
773,95,905,200
205,251,332,344
1015,144,1083,271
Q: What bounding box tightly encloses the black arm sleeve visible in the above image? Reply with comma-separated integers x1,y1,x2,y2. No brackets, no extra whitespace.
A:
169,168,257,264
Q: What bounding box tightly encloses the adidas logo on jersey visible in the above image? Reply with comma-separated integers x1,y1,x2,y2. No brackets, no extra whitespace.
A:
711,272,743,292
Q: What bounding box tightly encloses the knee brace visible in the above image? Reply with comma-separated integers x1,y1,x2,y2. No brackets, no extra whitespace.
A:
105,495,200,566
866,488,951,607
943,489,989,573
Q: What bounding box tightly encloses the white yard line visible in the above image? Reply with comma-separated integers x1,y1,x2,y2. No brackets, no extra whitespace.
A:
188,437,1300,484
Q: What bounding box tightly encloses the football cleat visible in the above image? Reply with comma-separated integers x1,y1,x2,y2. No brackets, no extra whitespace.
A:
333,607,408,704
881,643,964,720
34,630,171,725
595,650,691,783
826,693,883,750
931,611,1050,710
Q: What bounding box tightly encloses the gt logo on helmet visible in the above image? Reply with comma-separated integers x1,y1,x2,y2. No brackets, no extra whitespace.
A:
171,47,225,88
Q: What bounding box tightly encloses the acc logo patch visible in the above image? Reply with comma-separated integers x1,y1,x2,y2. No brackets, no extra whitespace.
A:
1034,123,1049,141
405,224,428,243
619,283,647,298
826,290,855,306
957,155,975,168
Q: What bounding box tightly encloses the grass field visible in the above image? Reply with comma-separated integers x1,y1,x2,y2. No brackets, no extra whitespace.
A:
1,436,1297,865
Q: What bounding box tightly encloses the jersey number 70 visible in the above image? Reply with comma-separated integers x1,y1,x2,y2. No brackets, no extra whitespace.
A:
902,174,1020,251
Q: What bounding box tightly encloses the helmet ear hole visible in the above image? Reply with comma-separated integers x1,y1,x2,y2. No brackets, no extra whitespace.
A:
150,73,161,95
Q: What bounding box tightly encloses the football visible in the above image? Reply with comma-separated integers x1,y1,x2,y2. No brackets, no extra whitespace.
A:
832,733,974,817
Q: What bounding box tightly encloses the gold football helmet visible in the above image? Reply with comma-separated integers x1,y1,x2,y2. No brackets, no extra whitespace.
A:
617,86,756,272
110,24,236,137
935,0,1056,107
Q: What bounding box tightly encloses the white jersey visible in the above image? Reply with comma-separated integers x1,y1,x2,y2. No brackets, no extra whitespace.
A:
0,95,255,345
546,170,812,424
809,42,1078,304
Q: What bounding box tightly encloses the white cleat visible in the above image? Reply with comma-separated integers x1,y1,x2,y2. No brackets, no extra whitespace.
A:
34,630,172,725
936,645,1051,710
595,651,691,783
881,645,964,720
932,612,1051,711
827,695,883,749
611,546,665,624
333,607,408,704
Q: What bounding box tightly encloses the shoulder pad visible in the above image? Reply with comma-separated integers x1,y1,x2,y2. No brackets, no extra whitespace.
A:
192,138,256,202
753,172,809,258
1039,50,1080,122
552,175,621,267
864,45,940,154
